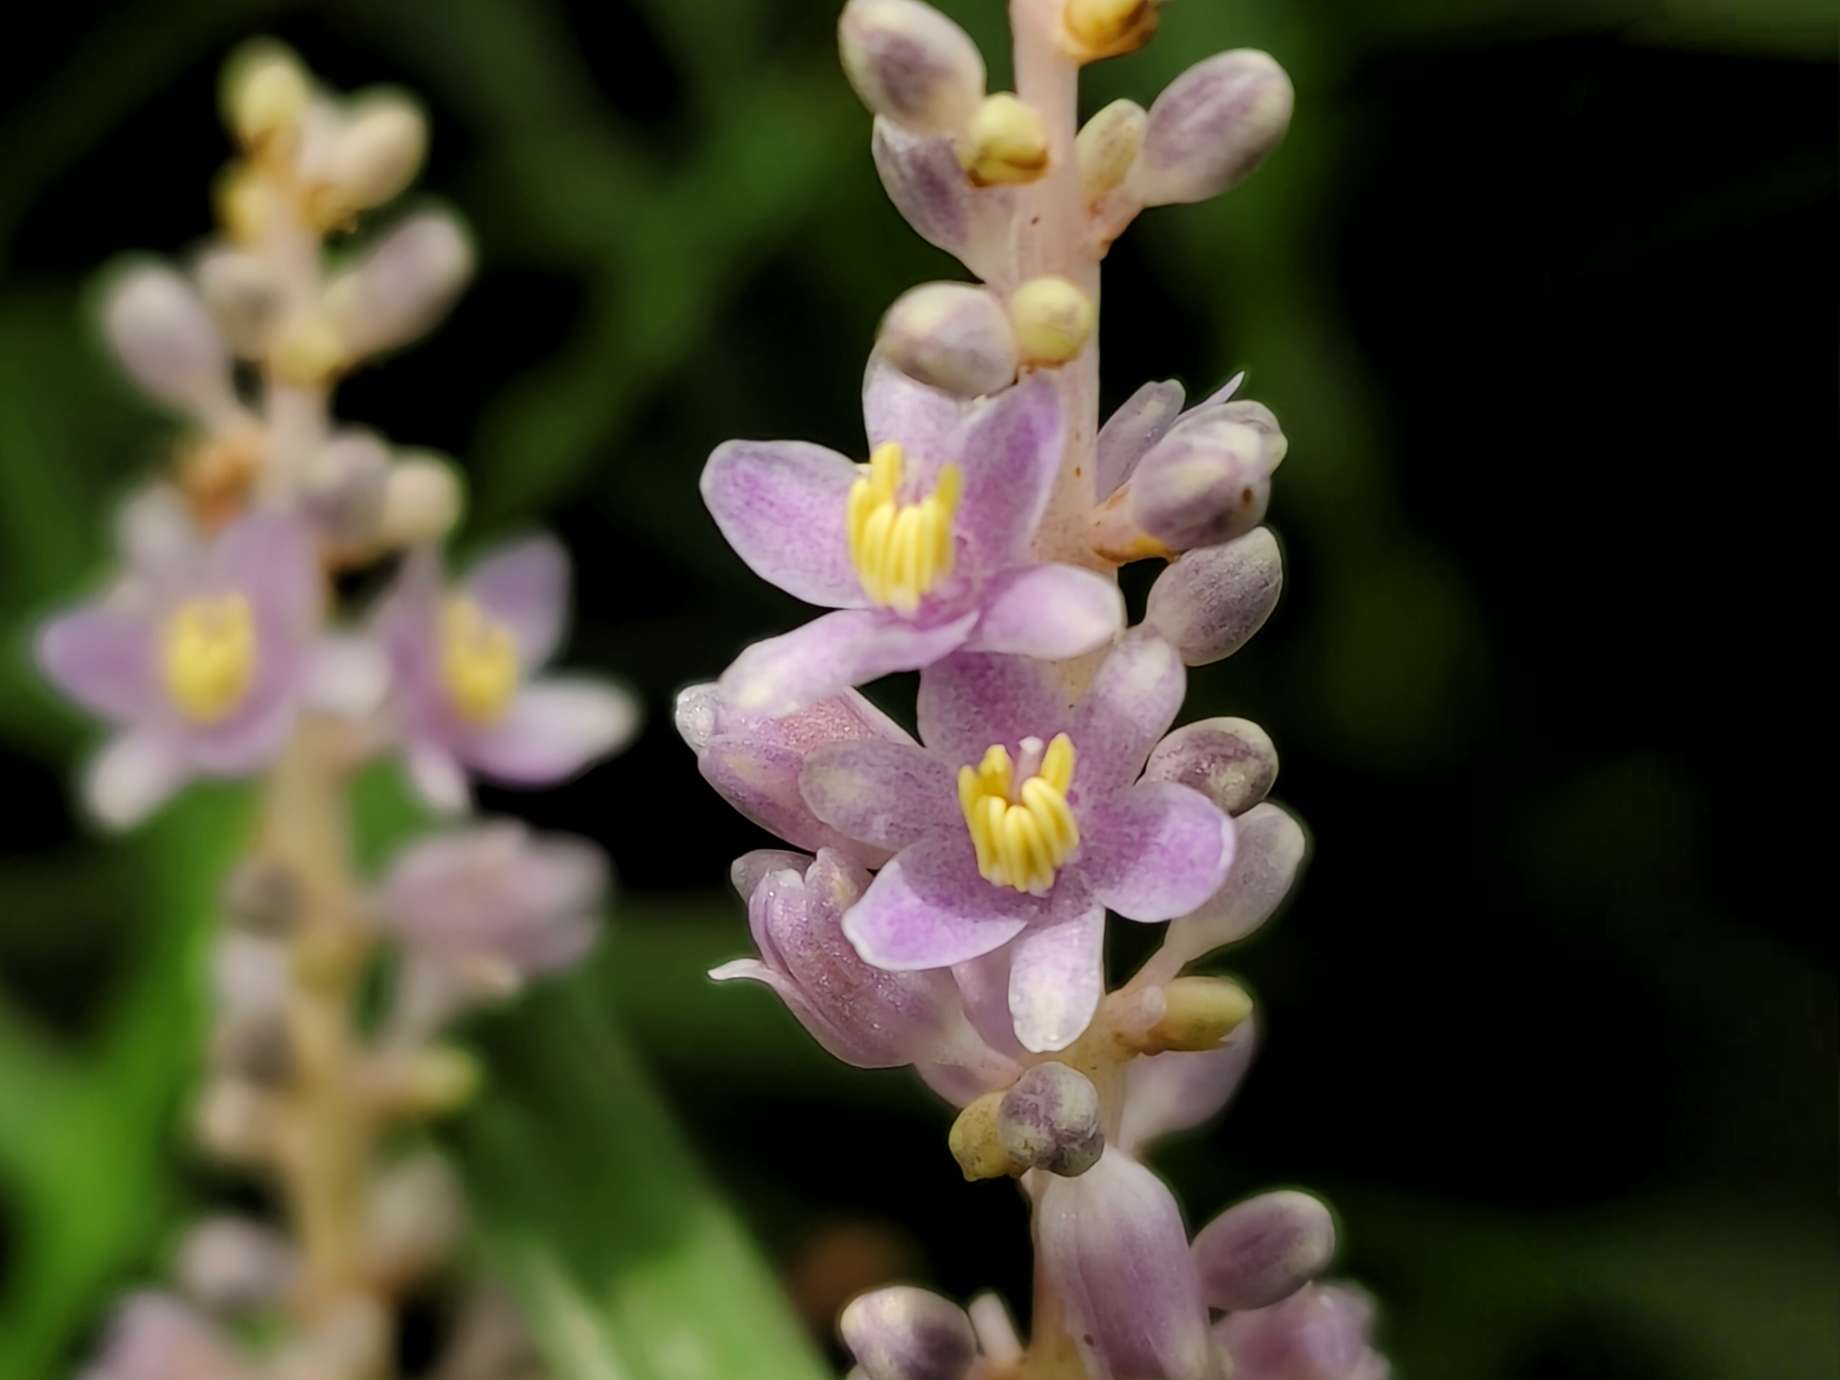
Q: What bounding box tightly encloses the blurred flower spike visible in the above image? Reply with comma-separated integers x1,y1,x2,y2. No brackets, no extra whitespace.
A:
49,40,633,1380
687,2,1391,1375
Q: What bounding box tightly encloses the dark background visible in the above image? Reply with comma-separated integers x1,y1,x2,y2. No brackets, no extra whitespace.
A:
0,1,1832,1376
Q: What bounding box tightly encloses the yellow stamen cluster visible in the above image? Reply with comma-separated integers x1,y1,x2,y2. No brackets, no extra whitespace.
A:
958,734,1080,895
846,442,961,614
162,594,258,724
438,595,520,726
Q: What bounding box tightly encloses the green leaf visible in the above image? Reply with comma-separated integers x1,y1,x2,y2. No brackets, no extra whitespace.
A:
453,974,830,1380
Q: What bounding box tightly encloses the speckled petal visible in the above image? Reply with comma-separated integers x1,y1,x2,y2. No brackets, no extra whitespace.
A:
951,373,1063,570
843,835,1033,971
962,564,1123,660
36,602,155,722
718,608,979,719
1071,628,1186,790
864,353,969,471
916,651,1071,765
800,739,960,850
1096,379,1184,498
1118,1017,1258,1156
462,678,638,784
702,439,868,608
467,534,569,667
1007,907,1105,1053
1084,780,1234,922
701,737,890,865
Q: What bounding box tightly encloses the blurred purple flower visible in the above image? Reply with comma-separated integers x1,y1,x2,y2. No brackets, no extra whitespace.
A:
78,1293,248,1380
1216,1282,1390,1380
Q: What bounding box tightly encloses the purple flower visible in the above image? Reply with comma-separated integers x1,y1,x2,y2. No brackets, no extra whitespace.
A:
675,681,912,868
800,630,1235,1051
713,848,1019,1104
35,510,320,828
1216,1282,1390,1380
702,362,1123,719
79,1293,249,1380
375,534,637,811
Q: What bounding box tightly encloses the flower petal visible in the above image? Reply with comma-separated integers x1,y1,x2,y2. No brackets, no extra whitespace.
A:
1096,379,1185,498
1155,802,1306,976
406,741,471,814
306,635,389,719
1071,627,1186,790
864,352,968,468
701,737,890,864
85,729,187,829
916,651,1070,765
1143,716,1277,818
701,439,868,608
800,739,959,850
1118,1018,1258,1156
462,678,638,784
840,1285,979,1380
718,608,978,719
963,564,1123,660
729,848,814,900
36,603,155,722
843,836,1031,971
951,373,1063,569
213,510,319,632
1084,781,1234,922
1007,907,1105,1053
467,534,569,667
1035,1149,1216,1380
870,117,1016,284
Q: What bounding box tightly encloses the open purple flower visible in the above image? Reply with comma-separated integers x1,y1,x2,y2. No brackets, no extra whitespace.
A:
375,534,637,811
798,629,1236,1052
702,361,1123,718
35,510,320,829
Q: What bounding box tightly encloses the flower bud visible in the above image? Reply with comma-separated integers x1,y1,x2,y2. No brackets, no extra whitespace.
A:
1008,275,1095,366
1217,1282,1386,1380
224,42,311,156
1161,802,1306,969
878,283,1017,397
301,429,391,545
268,309,348,385
956,93,1049,187
871,118,1016,283
1145,716,1277,817
998,1061,1103,1177
838,0,986,137
1194,1190,1336,1311
324,211,473,358
307,92,427,227
365,1152,466,1282
1138,975,1254,1052
1146,527,1284,666
947,1090,1012,1181
194,248,280,357
1062,0,1161,62
1096,378,1185,497
209,1012,293,1087
1125,402,1285,553
1077,97,1147,202
376,452,464,546
840,1285,978,1380
101,264,233,418
1133,50,1294,207
193,1079,276,1165
177,1216,298,1313
214,164,278,245
222,858,302,937
268,1297,391,1380
82,1294,247,1380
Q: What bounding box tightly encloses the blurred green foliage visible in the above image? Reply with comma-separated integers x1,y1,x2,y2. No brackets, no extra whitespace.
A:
1,1,1834,1378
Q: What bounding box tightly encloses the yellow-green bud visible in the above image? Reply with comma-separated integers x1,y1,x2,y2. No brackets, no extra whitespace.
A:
1009,275,1095,366
308,92,427,227
948,1090,1018,1181
1145,976,1254,1052
376,453,464,547
1062,0,1161,61
1077,98,1147,204
399,1046,483,1118
224,42,311,155
956,93,1049,187
268,311,348,386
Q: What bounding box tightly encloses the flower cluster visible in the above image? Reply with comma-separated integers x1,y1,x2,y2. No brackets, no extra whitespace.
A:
682,3,1388,1376
44,43,631,1380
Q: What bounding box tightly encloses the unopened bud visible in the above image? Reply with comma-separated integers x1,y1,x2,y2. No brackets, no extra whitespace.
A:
1145,527,1283,666
839,0,986,137
1193,1190,1336,1310
376,453,463,546
210,1012,294,1086
1141,976,1254,1052
194,1080,276,1164
225,43,311,156
840,1286,978,1380
302,429,391,545
308,92,427,227
214,164,278,245
1077,98,1147,202
101,265,233,417
878,282,1016,397
194,248,280,357
324,211,473,358
1008,275,1095,366
1062,0,1161,62
998,1062,1103,1177
223,859,302,937
947,1090,1014,1181
365,1152,465,1282
1161,802,1306,966
178,1216,298,1313
388,1044,483,1118
1144,717,1277,817
1133,50,1294,207
957,93,1049,186
269,1297,391,1380
872,117,1017,284
268,311,348,386
1127,401,1285,552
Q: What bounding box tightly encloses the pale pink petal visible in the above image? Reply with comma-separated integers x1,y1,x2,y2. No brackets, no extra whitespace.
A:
916,651,1071,766
1084,781,1235,922
842,836,1032,971
84,729,188,830
962,563,1123,660
1007,907,1105,1053
717,608,979,719
467,534,569,667
701,440,868,608
463,678,638,784
799,739,958,850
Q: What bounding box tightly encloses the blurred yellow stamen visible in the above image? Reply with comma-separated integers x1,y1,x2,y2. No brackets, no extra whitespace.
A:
439,595,519,725
958,734,1079,895
846,442,961,614
162,594,257,724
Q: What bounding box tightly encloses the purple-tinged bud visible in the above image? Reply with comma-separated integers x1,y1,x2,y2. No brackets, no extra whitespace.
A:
1195,1190,1337,1311
871,118,1016,284
324,211,472,358
301,429,390,546
1146,527,1284,667
79,1293,249,1380
1036,1149,1215,1380
194,248,280,358
1145,717,1277,817
878,283,1017,397
1156,803,1306,976
222,859,302,937
1217,1282,1389,1380
1124,402,1286,554
998,1061,1103,1177
101,264,235,420
840,1285,978,1380
1096,378,1186,498
839,0,986,137
177,1217,298,1314
1132,50,1294,207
